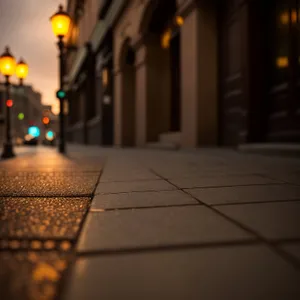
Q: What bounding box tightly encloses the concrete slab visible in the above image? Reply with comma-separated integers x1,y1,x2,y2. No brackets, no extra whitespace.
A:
63,245,300,300
77,206,253,252
91,190,198,210
186,184,300,206
95,180,177,194
169,175,281,189
217,201,300,241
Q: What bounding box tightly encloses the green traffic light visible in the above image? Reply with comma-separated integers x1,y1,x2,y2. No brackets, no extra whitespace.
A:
18,113,24,120
57,90,66,99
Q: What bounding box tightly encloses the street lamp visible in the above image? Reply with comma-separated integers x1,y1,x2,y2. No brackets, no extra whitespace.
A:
16,58,29,86
0,46,17,158
50,4,71,154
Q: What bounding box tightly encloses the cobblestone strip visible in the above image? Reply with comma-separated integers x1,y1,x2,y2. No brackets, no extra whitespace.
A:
0,154,103,300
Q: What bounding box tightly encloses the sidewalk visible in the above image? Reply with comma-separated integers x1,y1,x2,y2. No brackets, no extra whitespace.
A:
1,145,300,300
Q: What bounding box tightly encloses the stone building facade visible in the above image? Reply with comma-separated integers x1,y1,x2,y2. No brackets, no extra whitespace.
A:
65,0,300,148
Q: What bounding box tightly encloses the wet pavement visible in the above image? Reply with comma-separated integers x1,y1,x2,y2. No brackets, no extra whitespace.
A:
1,145,300,300
0,147,102,300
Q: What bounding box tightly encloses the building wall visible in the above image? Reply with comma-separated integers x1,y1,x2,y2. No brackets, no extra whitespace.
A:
113,0,219,147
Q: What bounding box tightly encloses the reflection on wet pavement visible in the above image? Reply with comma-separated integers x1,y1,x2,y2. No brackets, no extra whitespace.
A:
0,147,102,299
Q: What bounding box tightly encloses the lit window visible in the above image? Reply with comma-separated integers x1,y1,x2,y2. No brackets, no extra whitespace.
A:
280,10,298,25
276,56,288,68
102,68,108,87
175,16,184,26
161,29,171,49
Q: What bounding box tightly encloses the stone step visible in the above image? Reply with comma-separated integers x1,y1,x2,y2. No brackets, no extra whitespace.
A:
159,131,181,145
238,143,300,157
146,142,179,151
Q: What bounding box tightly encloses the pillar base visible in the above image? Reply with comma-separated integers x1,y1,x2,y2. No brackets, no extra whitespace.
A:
1,143,16,159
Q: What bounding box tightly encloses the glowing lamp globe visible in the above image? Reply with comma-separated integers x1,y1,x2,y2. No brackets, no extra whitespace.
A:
16,58,29,79
50,5,71,38
0,47,16,77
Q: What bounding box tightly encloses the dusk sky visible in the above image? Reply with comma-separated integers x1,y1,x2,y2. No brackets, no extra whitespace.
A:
0,0,67,111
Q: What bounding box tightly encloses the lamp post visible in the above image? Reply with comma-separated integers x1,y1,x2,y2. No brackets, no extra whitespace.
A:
16,58,29,86
0,47,17,159
50,4,71,154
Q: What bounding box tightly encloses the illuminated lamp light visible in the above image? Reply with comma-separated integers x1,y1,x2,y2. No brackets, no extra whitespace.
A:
46,130,55,141
6,99,13,107
43,117,50,125
18,113,25,120
276,56,288,68
161,29,171,49
175,16,184,26
28,126,40,138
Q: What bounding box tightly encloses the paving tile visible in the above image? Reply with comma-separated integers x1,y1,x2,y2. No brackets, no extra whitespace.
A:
63,245,300,300
0,251,70,300
91,190,198,210
0,197,90,213
99,172,160,182
186,184,300,206
0,210,85,240
0,197,89,239
77,206,253,252
169,175,281,189
217,201,300,240
280,243,300,261
95,179,176,194
0,175,99,197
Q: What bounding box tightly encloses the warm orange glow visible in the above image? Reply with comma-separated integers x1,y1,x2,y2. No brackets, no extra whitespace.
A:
175,16,184,26
161,29,172,49
276,56,289,68
16,59,29,79
102,68,108,87
0,48,16,76
43,117,50,125
280,10,298,24
50,5,71,38
291,10,298,23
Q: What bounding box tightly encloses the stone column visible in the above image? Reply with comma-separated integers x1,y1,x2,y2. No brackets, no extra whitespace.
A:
113,69,122,146
134,34,171,146
179,0,218,147
135,44,147,146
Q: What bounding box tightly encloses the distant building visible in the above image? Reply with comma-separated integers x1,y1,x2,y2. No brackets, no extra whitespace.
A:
0,83,43,145
64,0,300,148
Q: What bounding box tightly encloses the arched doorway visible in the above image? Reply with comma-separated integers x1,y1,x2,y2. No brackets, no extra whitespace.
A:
139,0,181,143
119,38,136,146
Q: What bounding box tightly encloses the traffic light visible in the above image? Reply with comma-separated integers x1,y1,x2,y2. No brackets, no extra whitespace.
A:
18,113,25,120
56,89,66,99
6,99,13,107
42,116,50,125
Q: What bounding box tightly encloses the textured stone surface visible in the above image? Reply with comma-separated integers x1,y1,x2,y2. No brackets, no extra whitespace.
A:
0,251,70,300
0,197,90,240
0,175,99,197
95,180,177,194
78,206,253,252
217,201,300,240
169,175,281,189
63,245,300,300
0,210,85,240
91,190,197,210
186,184,300,206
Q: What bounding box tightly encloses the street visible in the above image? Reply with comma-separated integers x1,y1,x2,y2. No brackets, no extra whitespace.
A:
0,145,300,299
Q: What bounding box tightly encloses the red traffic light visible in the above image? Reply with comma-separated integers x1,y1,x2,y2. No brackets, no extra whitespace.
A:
6,99,13,107
42,116,50,125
